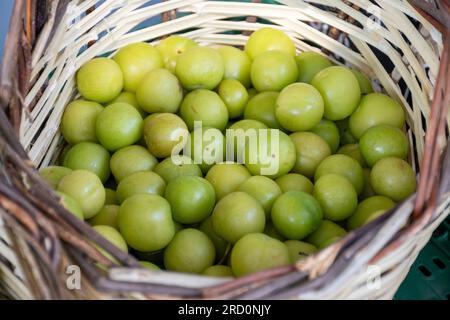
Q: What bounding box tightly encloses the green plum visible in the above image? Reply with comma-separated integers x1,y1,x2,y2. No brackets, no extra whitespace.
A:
57,170,105,219
230,233,290,277
360,168,375,200
113,42,163,92
271,191,323,240
351,69,373,94
180,89,229,131
93,225,128,258
202,265,233,277
337,144,368,168
110,145,158,182
311,66,361,120
218,79,249,119
309,119,340,153
165,176,215,224
55,191,84,220
315,154,364,195
244,91,282,129
217,45,251,87
244,129,296,179
153,156,202,184
88,205,119,229
349,93,405,139
76,58,123,103
226,119,268,161
61,100,104,144
313,174,358,221
140,261,161,271
347,196,395,230
212,192,265,243
237,175,282,218
275,173,314,194
250,50,298,92
370,157,416,201
289,132,331,178
39,166,72,189
104,188,118,205
116,171,166,203
305,220,347,248
199,217,229,263
264,222,286,241
205,163,251,200
136,68,183,114
284,240,317,263
108,91,147,117
118,194,174,252
96,102,143,151
156,35,197,73
245,27,296,59
275,82,324,131
176,46,224,90
318,236,343,249
164,228,215,274
359,125,409,167
63,142,110,183
295,51,333,83
143,113,188,158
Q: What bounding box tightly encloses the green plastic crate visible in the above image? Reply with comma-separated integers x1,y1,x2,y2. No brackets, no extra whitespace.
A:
395,217,450,300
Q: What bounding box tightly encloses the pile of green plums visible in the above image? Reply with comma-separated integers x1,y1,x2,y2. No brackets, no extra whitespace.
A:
39,27,416,278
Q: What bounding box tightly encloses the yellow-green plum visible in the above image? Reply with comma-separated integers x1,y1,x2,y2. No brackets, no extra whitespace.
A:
113,42,163,92
247,88,258,99
212,192,265,244
180,89,229,131
118,194,174,252
108,91,147,117
140,261,161,271
218,79,249,119
153,156,202,184
116,171,166,203
57,170,105,219
349,93,405,139
245,27,296,59
237,175,282,218
313,174,358,221
336,117,358,145
359,125,409,167
110,145,158,182
104,188,118,205
164,228,215,274
370,157,416,202
250,50,298,92
199,216,229,263
176,46,224,90
205,163,251,200
230,233,290,277
165,176,216,224
96,103,143,151
337,144,368,168
275,82,324,131
55,191,84,220
311,66,361,120
351,69,373,94
226,119,268,161
275,173,314,194
217,45,251,87
264,222,286,241
61,100,104,144
295,51,333,83
360,168,376,201
156,35,198,73
284,240,317,263
315,154,364,195
63,142,110,183
136,68,183,114
271,191,323,240
39,166,72,189
76,58,123,103
309,119,340,153
143,113,188,158
88,205,120,230
289,132,331,178
244,91,282,129
93,225,128,257
305,220,347,248
347,196,395,230
202,265,233,277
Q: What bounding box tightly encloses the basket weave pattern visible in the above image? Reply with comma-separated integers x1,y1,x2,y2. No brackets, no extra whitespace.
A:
0,0,449,299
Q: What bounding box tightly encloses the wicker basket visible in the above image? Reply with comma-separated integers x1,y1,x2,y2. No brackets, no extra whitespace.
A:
0,0,449,300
